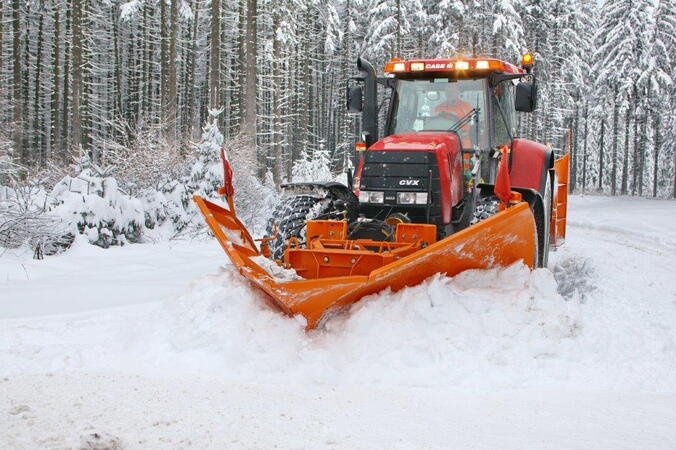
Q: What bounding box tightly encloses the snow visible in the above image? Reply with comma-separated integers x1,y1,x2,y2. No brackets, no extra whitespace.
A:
4,375,675,449
0,235,223,319
250,255,301,281
1,195,675,447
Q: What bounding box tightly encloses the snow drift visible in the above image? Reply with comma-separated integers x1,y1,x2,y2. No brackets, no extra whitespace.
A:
1,258,581,391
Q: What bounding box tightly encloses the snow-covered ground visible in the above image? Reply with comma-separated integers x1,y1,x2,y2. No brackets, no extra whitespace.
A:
1,195,675,448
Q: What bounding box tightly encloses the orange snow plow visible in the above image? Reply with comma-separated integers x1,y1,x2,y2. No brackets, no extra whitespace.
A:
194,193,540,329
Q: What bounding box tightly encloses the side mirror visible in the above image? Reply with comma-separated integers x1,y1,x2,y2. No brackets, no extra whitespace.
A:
347,86,363,113
515,81,538,112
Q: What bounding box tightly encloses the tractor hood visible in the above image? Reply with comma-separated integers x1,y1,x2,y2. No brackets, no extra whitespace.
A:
361,131,464,223
368,132,461,152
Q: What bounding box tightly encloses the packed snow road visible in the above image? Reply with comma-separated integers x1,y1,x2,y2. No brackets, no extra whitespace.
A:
1,195,675,448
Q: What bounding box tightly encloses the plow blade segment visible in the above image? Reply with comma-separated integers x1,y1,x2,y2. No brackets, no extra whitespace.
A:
552,153,570,247
194,195,536,329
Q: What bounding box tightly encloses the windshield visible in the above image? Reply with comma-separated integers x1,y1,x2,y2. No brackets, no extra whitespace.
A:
389,78,487,148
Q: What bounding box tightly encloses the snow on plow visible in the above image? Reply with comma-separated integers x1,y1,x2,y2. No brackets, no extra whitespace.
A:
193,194,536,329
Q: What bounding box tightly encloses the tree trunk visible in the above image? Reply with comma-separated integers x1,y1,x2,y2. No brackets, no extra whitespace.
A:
271,11,282,185
34,0,45,164
22,12,30,160
112,4,122,129
570,100,578,192
70,0,83,157
395,0,402,55
185,0,199,140
638,107,648,197
621,105,630,195
142,3,150,119
243,0,257,136
62,0,71,152
631,96,639,195
12,0,22,160
610,86,619,195
51,1,62,160
652,113,660,197
582,102,588,192
209,0,221,110
165,0,178,147
598,119,604,191
235,0,246,135
81,1,92,158
160,0,168,127
0,3,3,91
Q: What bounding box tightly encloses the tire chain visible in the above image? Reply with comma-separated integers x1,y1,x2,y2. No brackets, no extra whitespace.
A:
265,194,346,260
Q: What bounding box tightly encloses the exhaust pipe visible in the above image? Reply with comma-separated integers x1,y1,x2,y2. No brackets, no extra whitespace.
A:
357,57,378,146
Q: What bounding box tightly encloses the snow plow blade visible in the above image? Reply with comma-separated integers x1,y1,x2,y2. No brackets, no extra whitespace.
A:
551,153,570,247
194,195,536,329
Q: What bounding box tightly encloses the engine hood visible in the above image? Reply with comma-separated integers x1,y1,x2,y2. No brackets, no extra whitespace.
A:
368,132,461,152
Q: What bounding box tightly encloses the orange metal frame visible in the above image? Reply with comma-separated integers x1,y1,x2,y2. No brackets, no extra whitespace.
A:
285,221,437,279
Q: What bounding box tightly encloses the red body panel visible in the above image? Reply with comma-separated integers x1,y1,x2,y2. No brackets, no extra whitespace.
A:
510,138,548,192
368,132,463,223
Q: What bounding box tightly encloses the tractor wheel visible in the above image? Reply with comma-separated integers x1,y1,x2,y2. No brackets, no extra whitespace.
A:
536,169,554,268
265,194,347,260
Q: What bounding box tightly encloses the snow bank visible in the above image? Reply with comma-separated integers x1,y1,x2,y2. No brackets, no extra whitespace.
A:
0,257,585,391
162,262,579,389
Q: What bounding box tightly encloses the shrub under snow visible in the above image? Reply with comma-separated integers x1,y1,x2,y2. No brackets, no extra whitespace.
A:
1,113,278,255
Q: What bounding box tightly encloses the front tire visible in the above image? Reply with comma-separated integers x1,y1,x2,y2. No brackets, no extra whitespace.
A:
265,194,347,260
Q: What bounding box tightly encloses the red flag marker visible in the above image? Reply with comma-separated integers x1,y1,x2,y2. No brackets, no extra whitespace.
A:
494,146,511,206
217,148,235,197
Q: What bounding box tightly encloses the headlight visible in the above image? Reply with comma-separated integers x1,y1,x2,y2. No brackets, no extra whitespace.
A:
369,191,384,203
397,192,416,204
359,191,384,204
398,192,428,204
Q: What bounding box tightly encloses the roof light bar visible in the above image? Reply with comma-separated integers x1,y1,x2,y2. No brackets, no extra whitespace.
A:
383,57,522,74
475,60,490,70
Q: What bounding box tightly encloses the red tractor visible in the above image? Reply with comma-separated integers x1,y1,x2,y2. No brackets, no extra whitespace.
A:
194,53,569,329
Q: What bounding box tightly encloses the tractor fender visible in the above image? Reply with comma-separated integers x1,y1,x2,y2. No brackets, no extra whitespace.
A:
510,138,554,195
280,182,359,220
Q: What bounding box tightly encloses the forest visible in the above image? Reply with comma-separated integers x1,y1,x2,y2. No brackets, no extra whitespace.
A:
0,0,674,198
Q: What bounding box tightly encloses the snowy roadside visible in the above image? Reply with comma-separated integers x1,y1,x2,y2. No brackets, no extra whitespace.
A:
3,374,675,449
0,236,224,318
1,195,675,448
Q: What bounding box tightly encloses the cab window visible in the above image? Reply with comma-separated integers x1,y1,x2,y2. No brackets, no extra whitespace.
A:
493,81,515,146
389,78,488,149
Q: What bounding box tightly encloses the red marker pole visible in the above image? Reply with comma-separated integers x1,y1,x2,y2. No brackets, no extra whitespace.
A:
217,147,236,214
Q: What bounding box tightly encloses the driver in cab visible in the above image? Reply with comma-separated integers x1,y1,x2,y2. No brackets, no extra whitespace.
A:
422,83,474,147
